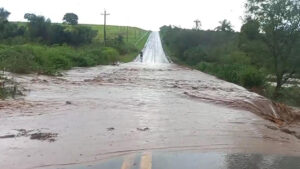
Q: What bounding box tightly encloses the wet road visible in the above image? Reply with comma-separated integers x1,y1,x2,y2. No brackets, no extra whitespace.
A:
0,32,300,169
57,151,300,169
135,32,169,63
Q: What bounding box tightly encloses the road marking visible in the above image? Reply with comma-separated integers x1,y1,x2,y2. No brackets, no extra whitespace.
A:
140,152,152,169
121,154,135,169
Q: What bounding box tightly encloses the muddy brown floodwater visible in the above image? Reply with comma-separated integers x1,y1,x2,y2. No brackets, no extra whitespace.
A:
0,32,300,169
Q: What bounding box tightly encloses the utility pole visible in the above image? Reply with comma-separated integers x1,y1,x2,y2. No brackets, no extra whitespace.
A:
194,19,201,30
126,26,129,42
101,9,110,46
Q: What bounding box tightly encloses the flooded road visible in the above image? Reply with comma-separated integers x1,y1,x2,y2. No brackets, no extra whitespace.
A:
135,32,169,63
57,151,300,169
0,32,300,169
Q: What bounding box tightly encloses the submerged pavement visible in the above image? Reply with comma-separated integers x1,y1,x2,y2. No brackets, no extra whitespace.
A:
0,32,300,169
55,151,300,169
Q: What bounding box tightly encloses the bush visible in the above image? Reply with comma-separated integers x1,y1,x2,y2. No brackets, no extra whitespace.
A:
72,47,101,67
197,63,241,83
48,54,71,70
0,44,122,75
0,22,25,40
222,51,251,65
108,36,138,55
100,47,119,64
183,46,207,65
264,86,300,107
71,55,95,67
114,43,138,55
0,45,37,73
64,26,97,46
240,67,265,88
196,62,265,88
0,76,20,99
196,62,220,73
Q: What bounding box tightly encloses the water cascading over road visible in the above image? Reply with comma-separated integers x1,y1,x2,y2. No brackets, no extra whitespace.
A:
0,32,300,169
135,32,169,64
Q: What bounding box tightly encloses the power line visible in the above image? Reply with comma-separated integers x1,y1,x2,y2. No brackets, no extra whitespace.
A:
127,26,129,42
101,9,110,46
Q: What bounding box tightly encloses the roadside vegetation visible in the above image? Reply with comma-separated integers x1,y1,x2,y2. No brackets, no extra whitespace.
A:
0,8,149,99
0,74,19,99
160,0,300,107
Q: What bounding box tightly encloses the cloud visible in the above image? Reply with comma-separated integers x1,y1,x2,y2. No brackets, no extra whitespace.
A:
2,0,246,31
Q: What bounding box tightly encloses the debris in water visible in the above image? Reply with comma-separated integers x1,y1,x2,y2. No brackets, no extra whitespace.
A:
171,84,179,88
137,127,149,131
265,125,278,130
112,62,120,66
0,134,15,139
15,129,33,137
4,129,59,142
107,127,115,131
279,128,300,140
280,128,296,135
30,132,58,142
192,86,198,90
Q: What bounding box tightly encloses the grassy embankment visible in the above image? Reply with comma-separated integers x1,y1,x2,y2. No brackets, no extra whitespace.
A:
85,24,150,62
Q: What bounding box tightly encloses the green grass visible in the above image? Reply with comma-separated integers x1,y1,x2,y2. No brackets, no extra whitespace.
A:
87,24,150,62
13,22,150,47
84,24,149,45
12,21,27,27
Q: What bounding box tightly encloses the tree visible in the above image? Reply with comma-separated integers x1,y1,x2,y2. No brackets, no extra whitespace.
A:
240,18,260,40
238,18,270,68
63,26,97,45
63,13,78,25
0,8,10,22
24,13,36,21
215,19,234,32
245,0,300,95
0,8,25,40
24,13,51,41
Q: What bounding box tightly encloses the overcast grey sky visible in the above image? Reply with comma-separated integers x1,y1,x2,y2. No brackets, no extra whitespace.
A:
2,0,246,31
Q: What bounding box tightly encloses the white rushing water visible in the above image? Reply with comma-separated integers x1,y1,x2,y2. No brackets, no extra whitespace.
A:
135,31,170,64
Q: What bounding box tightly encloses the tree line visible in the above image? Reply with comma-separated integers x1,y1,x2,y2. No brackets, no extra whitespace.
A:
0,7,142,75
0,8,96,46
160,0,300,106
